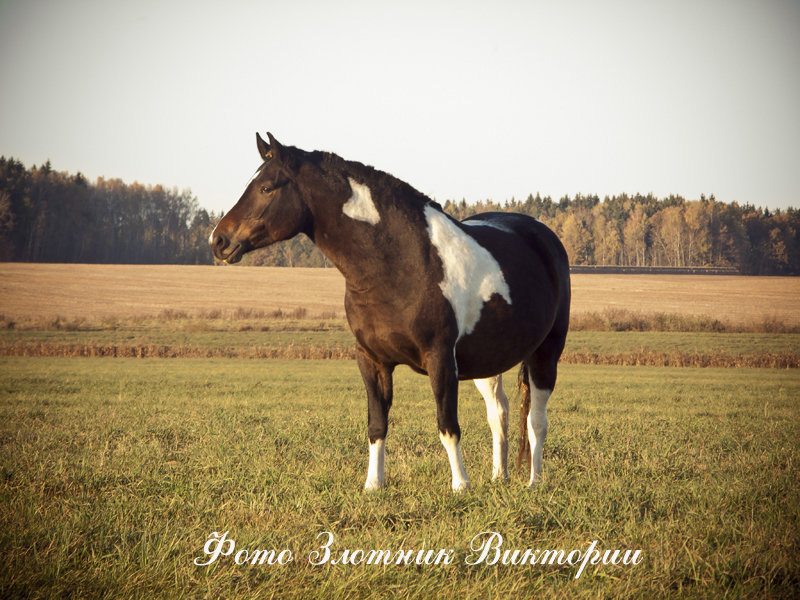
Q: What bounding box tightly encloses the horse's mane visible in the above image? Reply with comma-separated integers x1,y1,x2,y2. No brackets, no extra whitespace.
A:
297,147,443,214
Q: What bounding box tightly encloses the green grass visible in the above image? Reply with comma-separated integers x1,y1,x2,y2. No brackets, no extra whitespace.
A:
0,317,353,350
567,331,800,355
1,357,798,598
2,317,798,359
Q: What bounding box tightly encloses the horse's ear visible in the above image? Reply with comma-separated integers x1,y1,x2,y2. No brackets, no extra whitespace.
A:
256,132,271,161
266,132,284,161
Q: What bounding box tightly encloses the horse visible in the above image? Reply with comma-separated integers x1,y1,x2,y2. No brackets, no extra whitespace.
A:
209,132,570,491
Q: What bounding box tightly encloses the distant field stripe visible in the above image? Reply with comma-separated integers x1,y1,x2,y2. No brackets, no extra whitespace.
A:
0,341,358,360
3,264,799,326
1,340,797,368
561,350,799,369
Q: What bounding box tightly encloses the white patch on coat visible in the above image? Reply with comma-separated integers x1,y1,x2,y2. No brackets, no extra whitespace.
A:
343,178,380,225
461,219,513,234
364,438,385,491
424,206,512,339
439,431,470,491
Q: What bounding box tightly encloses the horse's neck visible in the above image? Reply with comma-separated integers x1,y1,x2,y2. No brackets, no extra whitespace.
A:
306,184,430,294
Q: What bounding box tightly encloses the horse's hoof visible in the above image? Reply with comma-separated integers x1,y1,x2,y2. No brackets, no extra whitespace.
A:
364,480,384,492
452,481,472,493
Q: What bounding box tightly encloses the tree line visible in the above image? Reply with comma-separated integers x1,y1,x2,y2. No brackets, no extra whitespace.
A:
1,156,797,273
0,157,212,264
443,193,800,275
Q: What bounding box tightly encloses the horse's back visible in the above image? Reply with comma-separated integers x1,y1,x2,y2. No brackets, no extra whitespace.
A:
463,212,568,272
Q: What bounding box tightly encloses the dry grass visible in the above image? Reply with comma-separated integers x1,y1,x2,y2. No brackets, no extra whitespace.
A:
1,263,799,327
0,263,346,320
571,273,800,327
2,340,796,368
570,307,800,333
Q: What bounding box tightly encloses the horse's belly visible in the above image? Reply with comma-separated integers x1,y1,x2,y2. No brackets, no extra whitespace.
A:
455,331,543,379
454,297,554,379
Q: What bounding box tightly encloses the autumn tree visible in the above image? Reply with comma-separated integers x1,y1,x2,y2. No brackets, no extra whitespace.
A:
592,205,622,265
623,203,650,266
684,201,712,265
560,211,593,265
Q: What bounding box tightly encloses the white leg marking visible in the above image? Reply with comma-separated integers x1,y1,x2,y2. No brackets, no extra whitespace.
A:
439,432,471,491
343,178,381,225
474,376,509,480
424,205,511,339
364,438,385,491
527,385,552,486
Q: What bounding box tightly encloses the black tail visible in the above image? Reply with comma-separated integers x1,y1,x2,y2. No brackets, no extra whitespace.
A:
516,363,531,472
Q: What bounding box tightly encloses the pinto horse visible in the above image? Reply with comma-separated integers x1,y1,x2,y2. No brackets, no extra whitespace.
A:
210,133,570,491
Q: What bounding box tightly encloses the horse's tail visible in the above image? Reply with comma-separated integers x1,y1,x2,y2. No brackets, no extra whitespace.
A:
516,362,531,471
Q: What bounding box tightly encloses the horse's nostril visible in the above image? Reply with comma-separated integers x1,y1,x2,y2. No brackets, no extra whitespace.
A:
209,232,232,261
210,232,226,249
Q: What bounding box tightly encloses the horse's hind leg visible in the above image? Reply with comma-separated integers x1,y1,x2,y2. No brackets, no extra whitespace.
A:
525,375,552,486
522,332,565,486
474,375,509,481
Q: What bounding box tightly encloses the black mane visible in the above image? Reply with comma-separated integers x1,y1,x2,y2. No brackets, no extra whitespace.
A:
300,148,443,213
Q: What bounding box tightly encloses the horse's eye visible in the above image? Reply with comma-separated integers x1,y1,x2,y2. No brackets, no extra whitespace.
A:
260,186,270,194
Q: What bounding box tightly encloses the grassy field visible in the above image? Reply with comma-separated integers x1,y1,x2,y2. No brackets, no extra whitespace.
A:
1,358,798,598
1,264,799,597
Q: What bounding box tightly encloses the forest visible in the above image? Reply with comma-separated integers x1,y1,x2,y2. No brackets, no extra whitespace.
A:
1,156,798,274
0,157,211,265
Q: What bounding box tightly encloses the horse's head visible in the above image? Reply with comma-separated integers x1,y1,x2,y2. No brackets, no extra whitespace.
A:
210,132,311,263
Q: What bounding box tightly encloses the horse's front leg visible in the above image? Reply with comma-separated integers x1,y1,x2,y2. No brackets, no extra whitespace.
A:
356,351,394,491
428,347,470,492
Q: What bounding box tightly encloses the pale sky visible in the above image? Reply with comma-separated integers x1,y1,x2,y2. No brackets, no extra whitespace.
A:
1,0,798,214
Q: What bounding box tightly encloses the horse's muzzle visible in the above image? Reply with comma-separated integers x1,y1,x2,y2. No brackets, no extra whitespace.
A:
209,231,246,264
